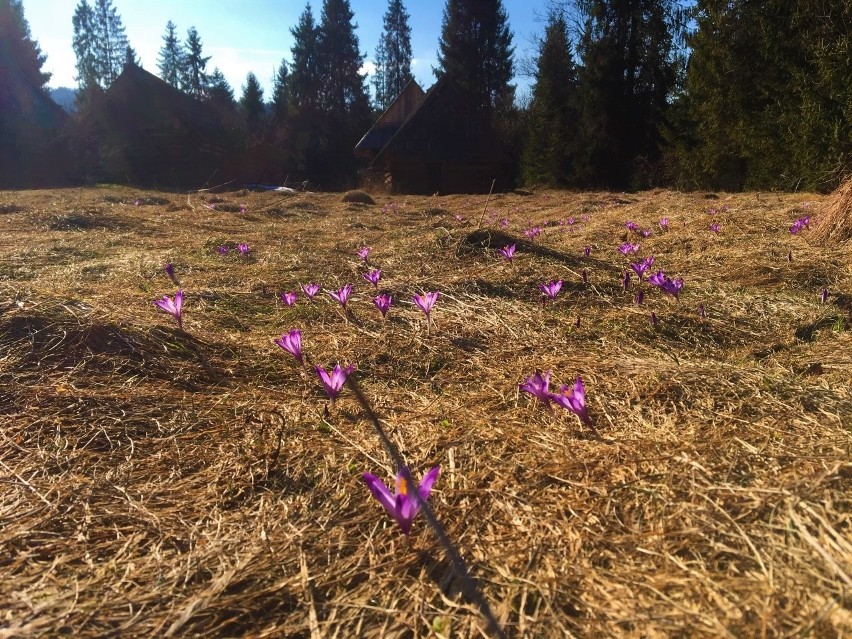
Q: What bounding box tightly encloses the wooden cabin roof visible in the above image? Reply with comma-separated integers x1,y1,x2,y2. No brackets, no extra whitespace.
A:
354,79,425,157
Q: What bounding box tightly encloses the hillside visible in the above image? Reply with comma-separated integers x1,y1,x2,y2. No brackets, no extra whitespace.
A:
0,187,850,638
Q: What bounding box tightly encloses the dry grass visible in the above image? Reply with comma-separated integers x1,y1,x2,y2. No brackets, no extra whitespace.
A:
1,185,850,638
812,176,852,246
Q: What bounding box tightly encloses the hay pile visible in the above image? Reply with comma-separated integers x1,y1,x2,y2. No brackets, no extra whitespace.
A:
0,186,850,637
812,175,852,245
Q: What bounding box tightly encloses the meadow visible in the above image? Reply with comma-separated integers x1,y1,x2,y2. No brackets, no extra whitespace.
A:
0,185,850,638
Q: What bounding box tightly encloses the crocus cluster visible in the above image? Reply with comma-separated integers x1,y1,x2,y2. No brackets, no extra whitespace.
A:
362,466,440,535
618,242,640,255
357,246,372,262
790,216,811,234
625,221,639,232
237,243,250,254
519,371,593,426
648,270,684,298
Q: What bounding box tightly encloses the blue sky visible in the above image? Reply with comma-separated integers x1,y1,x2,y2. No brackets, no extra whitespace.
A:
23,0,547,100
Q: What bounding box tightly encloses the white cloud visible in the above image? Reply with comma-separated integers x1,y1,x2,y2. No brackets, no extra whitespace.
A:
360,60,377,77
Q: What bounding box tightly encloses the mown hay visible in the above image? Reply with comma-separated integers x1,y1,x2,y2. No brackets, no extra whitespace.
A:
341,189,376,205
811,175,852,245
0,187,850,638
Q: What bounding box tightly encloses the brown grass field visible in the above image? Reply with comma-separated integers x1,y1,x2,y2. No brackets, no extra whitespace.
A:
1,186,850,638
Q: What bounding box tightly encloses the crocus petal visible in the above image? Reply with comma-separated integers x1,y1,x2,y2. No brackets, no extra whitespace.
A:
417,466,441,502
362,472,397,515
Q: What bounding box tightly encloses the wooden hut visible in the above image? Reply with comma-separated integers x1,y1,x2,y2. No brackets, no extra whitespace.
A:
76,64,235,187
357,77,515,194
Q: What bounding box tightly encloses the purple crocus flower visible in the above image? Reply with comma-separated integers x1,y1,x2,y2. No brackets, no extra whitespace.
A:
239,204,247,213
237,242,250,254
274,329,303,365
651,311,658,326
625,221,639,232
362,466,440,535
618,242,640,255
709,222,720,234
659,217,670,230
539,280,563,302
520,370,552,407
821,288,829,304
301,283,320,300
523,226,542,240
498,244,516,263
648,270,667,287
328,284,353,311
373,293,392,317
154,289,184,329
789,215,811,234
583,246,591,257
500,218,510,228
698,303,706,318
357,246,372,262
362,269,382,288
623,271,631,290
315,363,355,403
549,376,591,425
636,290,645,305
279,291,298,306
641,229,652,238
164,262,178,285
661,277,684,299
630,256,654,280
217,244,229,255
413,291,440,323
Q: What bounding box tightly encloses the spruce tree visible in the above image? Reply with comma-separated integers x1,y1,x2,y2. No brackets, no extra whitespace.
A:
289,3,321,112
316,0,370,119
240,72,265,133
182,26,210,98
522,10,578,186
91,0,129,87
271,59,290,121
682,0,851,191
573,0,678,189
72,0,98,91
0,0,51,90
157,20,183,88
435,0,515,114
373,0,412,109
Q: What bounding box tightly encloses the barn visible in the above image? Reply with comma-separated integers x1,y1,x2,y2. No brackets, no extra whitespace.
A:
356,77,515,194
73,63,236,188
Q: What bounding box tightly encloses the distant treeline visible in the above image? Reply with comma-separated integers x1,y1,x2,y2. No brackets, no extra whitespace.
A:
2,0,850,192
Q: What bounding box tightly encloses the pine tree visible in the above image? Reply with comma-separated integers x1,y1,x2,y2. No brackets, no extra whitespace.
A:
316,0,370,118
91,0,129,88
371,37,387,109
373,0,412,109
573,0,678,189
182,26,210,98
271,59,290,121
0,0,51,89
72,0,98,91
240,72,265,133
157,20,183,88
682,0,851,191
435,0,515,114
289,3,321,112
522,10,578,186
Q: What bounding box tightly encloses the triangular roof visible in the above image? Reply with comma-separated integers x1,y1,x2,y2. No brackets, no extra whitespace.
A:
371,75,512,166
354,79,425,157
